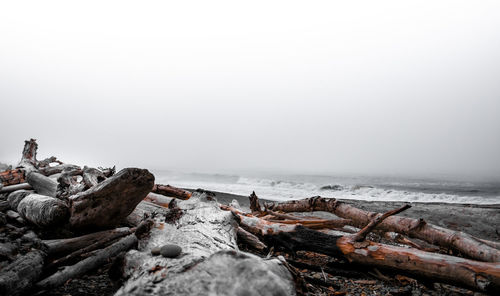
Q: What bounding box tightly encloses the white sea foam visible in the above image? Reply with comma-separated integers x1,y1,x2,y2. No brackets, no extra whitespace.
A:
153,171,500,205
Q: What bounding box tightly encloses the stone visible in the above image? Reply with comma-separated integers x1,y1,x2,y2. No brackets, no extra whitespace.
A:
151,247,161,256
160,244,182,258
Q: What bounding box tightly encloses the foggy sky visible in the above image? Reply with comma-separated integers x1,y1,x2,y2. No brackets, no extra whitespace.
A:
1,1,500,178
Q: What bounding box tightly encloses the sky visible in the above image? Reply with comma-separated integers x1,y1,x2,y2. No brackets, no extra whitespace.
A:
1,1,500,179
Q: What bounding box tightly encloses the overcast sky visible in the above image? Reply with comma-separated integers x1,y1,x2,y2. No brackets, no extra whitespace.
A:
1,1,499,178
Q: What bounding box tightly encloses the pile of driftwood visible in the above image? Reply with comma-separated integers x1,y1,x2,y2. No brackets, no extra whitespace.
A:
222,193,500,294
0,139,194,295
1,139,499,295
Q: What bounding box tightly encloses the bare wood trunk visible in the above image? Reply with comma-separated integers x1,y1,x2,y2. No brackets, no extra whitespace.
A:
44,227,132,255
234,212,500,293
115,193,296,296
0,183,33,194
47,229,132,269
69,168,155,230
35,234,138,290
82,166,106,189
237,226,267,252
17,193,69,227
152,184,192,200
26,172,57,197
0,250,45,296
39,164,81,176
266,197,500,262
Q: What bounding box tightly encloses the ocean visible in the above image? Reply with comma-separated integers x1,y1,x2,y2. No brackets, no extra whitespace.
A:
152,170,500,205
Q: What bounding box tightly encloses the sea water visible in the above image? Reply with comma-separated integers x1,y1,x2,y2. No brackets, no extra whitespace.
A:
152,170,500,205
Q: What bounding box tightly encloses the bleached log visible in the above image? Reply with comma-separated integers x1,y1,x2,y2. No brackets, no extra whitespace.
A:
35,234,138,290
26,172,57,197
17,193,69,227
82,166,106,189
115,193,296,296
39,164,81,176
69,168,155,230
7,189,32,209
266,197,500,262
0,250,45,296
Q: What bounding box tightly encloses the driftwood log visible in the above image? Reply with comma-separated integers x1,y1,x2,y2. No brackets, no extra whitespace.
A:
0,250,46,296
69,168,155,230
36,234,138,290
152,184,192,200
266,196,500,262
115,192,296,296
233,207,500,293
17,193,69,227
44,227,133,255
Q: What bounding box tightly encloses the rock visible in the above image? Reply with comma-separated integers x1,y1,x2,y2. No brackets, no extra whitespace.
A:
160,244,182,258
6,210,20,220
7,190,32,210
320,185,343,191
151,247,161,256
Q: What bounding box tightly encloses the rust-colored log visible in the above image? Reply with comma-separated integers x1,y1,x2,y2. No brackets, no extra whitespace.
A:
266,197,500,262
266,218,352,230
234,211,500,293
152,184,191,200
0,169,25,186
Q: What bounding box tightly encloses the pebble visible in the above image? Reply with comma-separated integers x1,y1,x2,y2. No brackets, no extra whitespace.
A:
160,244,182,258
151,247,161,256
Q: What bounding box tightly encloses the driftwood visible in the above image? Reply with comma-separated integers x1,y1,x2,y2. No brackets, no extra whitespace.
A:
82,166,106,189
115,193,295,296
17,193,69,227
36,234,138,290
69,168,155,230
26,172,57,197
152,184,192,200
0,169,25,187
56,167,85,199
0,183,32,194
237,226,268,252
7,189,32,210
233,208,500,293
44,227,132,256
39,163,81,176
0,250,45,296
266,197,500,262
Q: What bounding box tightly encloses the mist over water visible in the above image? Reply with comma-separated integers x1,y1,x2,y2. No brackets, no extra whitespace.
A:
153,169,500,204
1,1,500,199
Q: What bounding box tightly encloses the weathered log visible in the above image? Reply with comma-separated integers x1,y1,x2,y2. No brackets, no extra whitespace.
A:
26,172,57,197
125,200,169,226
0,183,33,194
17,138,38,174
115,193,295,296
0,250,45,296
267,218,352,230
44,227,132,255
69,168,155,230
234,211,500,293
237,226,267,252
144,193,172,207
17,193,69,227
35,234,138,290
0,169,26,186
152,184,192,200
56,167,85,199
82,166,106,189
7,189,32,210
266,197,500,262
47,228,133,269
39,163,81,176
249,191,262,213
